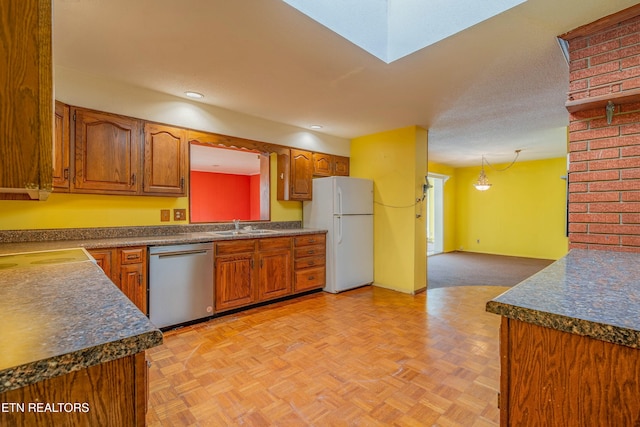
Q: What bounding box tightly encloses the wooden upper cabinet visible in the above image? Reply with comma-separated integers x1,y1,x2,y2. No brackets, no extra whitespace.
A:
53,101,70,191
143,123,187,196
334,155,350,176
291,149,313,200
0,0,53,200
312,153,350,177
71,108,142,194
277,149,318,200
312,153,333,176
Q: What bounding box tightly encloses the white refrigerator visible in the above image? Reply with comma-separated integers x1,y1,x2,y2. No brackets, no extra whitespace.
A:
303,176,374,293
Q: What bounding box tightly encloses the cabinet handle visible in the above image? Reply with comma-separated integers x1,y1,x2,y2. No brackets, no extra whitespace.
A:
127,254,138,260
309,239,316,243
250,259,254,269
63,168,69,179
180,177,184,189
307,261,315,266
131,174,136,186
307,250,315,255
308,276,315,280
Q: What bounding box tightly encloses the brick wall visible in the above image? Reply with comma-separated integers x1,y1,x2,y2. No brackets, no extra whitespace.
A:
566,13,640,252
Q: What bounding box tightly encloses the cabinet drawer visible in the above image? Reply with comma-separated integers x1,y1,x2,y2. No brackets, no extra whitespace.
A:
294,244,325,259
294,234,325,247
295,266,325,291
216,239,256,255
294,255,326,270
120,247,145,265
258,237,292,251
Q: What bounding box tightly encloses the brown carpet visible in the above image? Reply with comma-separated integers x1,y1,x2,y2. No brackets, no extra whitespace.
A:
427,251,555,289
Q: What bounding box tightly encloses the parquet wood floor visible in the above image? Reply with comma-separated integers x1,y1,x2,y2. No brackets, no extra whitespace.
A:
146,285,507,426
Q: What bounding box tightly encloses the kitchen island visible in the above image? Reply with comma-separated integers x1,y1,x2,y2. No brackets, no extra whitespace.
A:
486,249,640,426
0,254,162,426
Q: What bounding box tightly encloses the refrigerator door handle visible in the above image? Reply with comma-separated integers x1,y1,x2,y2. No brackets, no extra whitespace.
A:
337,215,343,244
337,186,343,216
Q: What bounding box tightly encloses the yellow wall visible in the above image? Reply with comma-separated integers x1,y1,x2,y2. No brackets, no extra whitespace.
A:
0,154,301,231
351,126,427,294
455,157,568,260
427,162,457,253
269,153,302,222
0,194,188,230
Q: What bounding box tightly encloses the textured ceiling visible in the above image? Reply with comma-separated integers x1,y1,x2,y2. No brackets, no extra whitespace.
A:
53,0,638,167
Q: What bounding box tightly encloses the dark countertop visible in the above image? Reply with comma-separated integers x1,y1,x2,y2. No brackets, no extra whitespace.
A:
0,260,163,393
486,249,640,349
0,227,326,393
0,228,327,255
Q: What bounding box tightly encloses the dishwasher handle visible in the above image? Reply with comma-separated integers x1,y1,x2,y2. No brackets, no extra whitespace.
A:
154,249,210,258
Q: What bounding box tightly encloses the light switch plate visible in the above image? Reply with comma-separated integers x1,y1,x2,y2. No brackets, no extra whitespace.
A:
160,209,170,222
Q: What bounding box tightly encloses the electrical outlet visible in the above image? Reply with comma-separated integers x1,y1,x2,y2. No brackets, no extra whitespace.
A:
160,209,170,222
174,209,187,221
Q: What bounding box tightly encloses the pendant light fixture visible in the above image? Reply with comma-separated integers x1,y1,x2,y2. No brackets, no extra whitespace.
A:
474,157,491,191
474,150,521,191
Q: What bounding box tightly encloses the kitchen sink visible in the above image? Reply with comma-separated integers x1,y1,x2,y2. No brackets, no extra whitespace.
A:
245,229,279,235
209,229,279,237
211,230,242,236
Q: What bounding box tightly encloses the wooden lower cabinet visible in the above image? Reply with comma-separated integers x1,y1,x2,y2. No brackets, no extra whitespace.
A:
499,317,640,426
89,247,147,315
214,235,322,312
293,234,326,292
214,245,255,312
257,238,292,301
0,352,148,427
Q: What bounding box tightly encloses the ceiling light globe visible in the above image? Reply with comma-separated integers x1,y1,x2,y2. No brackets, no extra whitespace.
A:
185,91,204,99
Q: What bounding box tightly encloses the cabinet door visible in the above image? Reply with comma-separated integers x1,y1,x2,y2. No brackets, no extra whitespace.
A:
120,263,147,315
290,149,313,200
89,248,115,280
215,254,255,311
72,108,141,194
334,155,350,176
312,153,333,176
89,247,147,315
258,244,292,301
53,101,70,191
0,0,53,200
143,123,187,196
118,247,147,315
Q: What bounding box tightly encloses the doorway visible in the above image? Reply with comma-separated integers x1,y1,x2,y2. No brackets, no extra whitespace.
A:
427,173,447,256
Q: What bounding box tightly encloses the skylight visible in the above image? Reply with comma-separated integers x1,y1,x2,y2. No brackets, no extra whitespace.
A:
283,0,526,63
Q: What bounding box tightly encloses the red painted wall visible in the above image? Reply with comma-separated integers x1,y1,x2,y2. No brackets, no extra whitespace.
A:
566,13,640,252
190,171,261,222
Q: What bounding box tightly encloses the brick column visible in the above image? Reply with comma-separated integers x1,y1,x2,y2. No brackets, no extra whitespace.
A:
563,9,640,252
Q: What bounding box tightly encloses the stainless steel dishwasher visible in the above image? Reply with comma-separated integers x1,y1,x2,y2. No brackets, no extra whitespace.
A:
149,243,214,329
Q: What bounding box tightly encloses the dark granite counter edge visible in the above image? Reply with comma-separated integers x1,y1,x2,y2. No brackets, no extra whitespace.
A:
0,330,163,393
0,228,327,254
486,300,640,350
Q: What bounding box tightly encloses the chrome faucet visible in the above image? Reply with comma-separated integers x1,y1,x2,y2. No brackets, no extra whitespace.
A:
233,219,240,231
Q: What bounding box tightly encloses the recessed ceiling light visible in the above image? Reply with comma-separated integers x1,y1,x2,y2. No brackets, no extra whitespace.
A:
185,91,204,99
310,125,323,130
